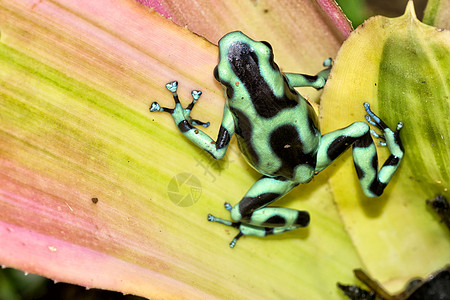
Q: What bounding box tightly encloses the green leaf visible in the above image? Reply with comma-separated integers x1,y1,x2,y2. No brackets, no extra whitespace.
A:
321,1,450,293
423,0,450,29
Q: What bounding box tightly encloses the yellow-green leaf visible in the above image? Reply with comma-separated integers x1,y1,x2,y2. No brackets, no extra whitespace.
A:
321,1,450,293
423,0,450,29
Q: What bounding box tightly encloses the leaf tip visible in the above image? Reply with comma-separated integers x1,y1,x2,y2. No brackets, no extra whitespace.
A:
403,0,418,20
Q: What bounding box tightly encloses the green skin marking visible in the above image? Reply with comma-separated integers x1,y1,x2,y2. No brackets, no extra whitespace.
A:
150,31,404,248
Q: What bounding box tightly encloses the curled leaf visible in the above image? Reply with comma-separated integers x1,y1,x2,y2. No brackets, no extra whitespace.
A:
321,1,450,293
423,0,450,29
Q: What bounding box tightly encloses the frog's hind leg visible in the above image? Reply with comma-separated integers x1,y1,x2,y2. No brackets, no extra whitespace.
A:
315,102,404,197
208,176,310,248
208,211,302,248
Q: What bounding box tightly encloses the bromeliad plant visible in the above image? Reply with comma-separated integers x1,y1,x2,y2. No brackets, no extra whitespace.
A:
0,0,448,299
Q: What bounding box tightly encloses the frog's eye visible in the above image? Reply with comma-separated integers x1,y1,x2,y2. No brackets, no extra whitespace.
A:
260,41,273,52
260,41,276,66
213,66,220,82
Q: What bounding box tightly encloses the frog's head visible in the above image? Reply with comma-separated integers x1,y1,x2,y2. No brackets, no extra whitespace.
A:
214,31,287,102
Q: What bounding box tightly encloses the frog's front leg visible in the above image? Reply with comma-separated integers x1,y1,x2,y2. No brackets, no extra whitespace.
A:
150,81,235,159
315,103,404,197
285,58,332,90
208,176,310,248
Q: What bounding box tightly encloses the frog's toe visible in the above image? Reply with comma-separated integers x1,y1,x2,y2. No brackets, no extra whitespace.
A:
364,113,378,127
229,232,243,248
364,103,381,125
369,129,384,139
315,77,326,88
149,101,173,114
363,102,393,132
191,119,210,128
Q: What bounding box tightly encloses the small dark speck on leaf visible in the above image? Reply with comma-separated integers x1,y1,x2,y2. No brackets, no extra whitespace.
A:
91,197,99,204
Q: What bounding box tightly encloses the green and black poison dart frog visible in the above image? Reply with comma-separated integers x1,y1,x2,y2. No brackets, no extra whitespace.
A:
150,31,404,248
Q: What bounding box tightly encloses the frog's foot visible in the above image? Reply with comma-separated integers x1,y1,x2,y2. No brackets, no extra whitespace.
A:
150,81,210,127
285,57,333,89
363,103,403,152
314,57,333,88
208,202,308,248
207,212,243,248
208,202,243,248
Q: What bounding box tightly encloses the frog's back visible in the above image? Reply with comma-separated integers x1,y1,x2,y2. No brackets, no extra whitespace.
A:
215,31,320,182
231,91,320,182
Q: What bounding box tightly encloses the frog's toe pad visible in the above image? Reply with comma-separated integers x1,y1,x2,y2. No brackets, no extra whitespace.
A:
224,202,232,211
323,57,333,67
165,81,178,93
150,102,162,112
191,90,202,100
